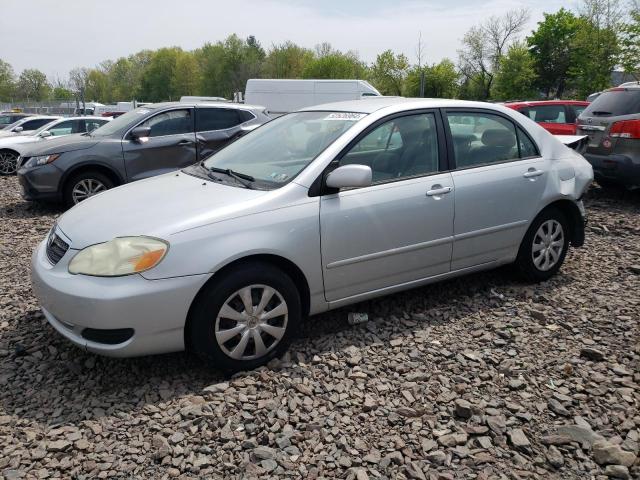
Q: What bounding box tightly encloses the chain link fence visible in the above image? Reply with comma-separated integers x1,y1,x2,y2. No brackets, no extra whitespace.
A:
0,99,92,115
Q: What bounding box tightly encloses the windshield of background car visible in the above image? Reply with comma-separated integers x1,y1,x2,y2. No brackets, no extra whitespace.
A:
582,89,640,117
201,111,367,188
89,107,154,136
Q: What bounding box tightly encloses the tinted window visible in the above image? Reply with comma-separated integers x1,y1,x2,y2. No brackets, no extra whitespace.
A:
141,109,192,137
583,89,640,117
19,118,54,131
91,107,154,137
0,115,14,125
527,105,566,124
196,108,242,131
48,120,84,136
86,119,108,132
517,126,539,158
572,105,586,118
238,110,255,122
341,113,439,183
447,112,519,168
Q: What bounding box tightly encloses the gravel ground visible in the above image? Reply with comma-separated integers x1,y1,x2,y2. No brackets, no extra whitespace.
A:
0,175,638,480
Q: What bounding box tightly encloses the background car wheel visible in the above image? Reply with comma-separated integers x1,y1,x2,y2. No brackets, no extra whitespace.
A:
0,150,19,175
63,171,114,207
515,207,570,282
188,262,301,372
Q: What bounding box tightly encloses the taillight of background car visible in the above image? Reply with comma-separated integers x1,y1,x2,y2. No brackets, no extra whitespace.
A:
609,119,640,139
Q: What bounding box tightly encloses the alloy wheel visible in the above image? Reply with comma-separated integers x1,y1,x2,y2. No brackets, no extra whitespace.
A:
0,151,18,175
532,219,564,272
72,179,107,204
214,284,288,361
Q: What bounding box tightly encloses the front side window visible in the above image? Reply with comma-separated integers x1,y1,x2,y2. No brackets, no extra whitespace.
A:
48,120,84,136
340,113,439,183
447,112,520,168
201,111,365,188
141,109,192,137
196,108,243,131
527,105,566,124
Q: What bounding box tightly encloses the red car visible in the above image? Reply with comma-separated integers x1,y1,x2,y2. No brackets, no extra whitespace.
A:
504,100,590,135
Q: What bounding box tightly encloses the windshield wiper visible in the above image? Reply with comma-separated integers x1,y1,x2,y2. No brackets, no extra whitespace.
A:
207,166,255,189
591,111,612,116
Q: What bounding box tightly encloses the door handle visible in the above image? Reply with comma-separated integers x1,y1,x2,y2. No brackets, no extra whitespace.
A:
426,186,452,196
177,139,194,146
523,169,544,178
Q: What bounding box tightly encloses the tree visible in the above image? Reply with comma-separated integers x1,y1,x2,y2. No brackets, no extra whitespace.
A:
85,69,110,102
138,47,183,101
0,59,15,101
263,42,314,78
16,69,51,100
302,46,367,79
458,9,530,99
527,8,582,98
620,11,640,78
171,51,200,96
370,50,409,95
493,42,537,100
405,59,459,98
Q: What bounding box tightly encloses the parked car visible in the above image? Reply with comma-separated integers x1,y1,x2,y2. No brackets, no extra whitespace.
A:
0,115,61,138
0,112,32,129
0,116,111,175
18,101,270,206
31,98,593,371
244,79,381,116
505,100,589,135
576,85,640,188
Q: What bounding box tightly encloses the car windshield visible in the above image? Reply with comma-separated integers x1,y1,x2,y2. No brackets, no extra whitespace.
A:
200,111,367,188
582,89,640,117
89,107,154,136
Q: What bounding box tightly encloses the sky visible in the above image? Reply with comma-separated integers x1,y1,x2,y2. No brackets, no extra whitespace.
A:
1,0,579,80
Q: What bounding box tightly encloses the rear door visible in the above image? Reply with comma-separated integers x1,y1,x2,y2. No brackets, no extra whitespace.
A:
195,107,251,159
444,109,548,270
122,108,196,181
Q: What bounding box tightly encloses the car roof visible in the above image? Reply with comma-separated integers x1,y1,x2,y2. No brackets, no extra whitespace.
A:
301,97,517,114
504,100,590,109
148,101,264,111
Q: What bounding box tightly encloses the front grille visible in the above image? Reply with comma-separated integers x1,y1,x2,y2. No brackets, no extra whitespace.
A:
46,231,69,265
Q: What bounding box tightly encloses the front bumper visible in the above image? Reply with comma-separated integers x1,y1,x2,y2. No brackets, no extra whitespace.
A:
583,152,640,187
31,238,211,357
17,164,63,202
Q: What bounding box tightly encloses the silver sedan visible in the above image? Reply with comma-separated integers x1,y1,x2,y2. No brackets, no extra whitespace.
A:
31,98,594,371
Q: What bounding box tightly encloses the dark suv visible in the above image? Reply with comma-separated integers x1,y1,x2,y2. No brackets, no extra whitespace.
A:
576,86,640,188
17,102,270,206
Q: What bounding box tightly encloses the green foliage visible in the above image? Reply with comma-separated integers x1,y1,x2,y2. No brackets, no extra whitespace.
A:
52,86,73,100
405,59,459,98
138,47,183,102
493,42,538,100
302,48,367,80
0,59,15,101
370,50,409,95
263,42,314,78
620,11,640,77
16,69,50,101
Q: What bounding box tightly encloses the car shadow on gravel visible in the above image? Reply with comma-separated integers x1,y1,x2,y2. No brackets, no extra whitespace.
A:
0,200,64,219
0,264,575,426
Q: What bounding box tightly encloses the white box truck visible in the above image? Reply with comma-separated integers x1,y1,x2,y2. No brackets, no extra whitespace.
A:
244,79,381,115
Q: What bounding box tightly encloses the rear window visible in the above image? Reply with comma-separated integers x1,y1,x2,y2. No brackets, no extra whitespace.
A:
582,89,640,117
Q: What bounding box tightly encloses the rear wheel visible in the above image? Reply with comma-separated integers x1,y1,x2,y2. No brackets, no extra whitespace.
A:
188,262,301,372
515,207,570,282
0,150,19,175
63,171,114,208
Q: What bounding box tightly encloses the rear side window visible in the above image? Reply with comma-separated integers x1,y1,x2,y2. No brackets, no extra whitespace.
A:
238,110,255,122
526,105,566,124
19,118,53,130
141,109,192,137
447,112,520,168
583,90,640,117
196,108,243,131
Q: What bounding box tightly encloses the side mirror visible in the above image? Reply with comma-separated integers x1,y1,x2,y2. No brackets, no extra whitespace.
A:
325,164,372,189
39,131,52,138
130,126,151,142
14,126,23,132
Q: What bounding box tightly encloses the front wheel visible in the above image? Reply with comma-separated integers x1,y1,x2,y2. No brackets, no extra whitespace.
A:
0,150,19,175
188,262,301,372
63,171,114,208
515,207,570,282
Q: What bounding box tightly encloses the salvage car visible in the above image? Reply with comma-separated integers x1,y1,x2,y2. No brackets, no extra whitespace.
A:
505,100,589,135
576,85,640,188
31,98,593,371
17,101,270,206
0,115,61,138
0,116,110,175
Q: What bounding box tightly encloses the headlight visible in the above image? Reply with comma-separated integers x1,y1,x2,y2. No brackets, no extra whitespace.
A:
68,237,168,277
24,153,60,168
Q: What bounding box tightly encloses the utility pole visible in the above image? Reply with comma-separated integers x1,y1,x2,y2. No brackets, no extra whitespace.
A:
416,31,426,97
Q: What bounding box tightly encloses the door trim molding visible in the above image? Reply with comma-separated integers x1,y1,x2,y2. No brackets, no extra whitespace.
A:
455,219,528,241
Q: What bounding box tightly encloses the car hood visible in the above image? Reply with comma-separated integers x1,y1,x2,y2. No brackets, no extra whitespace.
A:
20,134,100,156
0,134,39,147
56,171,271,249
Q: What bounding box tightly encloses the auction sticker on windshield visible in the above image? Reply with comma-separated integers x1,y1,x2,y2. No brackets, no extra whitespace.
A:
324,113,367,121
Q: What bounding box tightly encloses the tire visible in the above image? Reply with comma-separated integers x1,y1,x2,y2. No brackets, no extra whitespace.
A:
0,150,19,175
63,171,114,208
515,207,570,282
188,262,301,372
